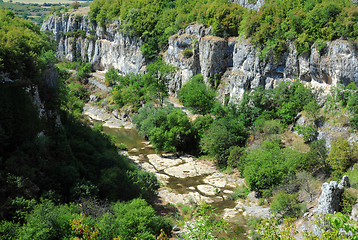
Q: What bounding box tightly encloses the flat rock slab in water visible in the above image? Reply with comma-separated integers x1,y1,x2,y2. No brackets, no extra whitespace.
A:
139,162,157,173
164,161,216,178
155,173,170,184
147,154,184,171
203,175,227,188
158,188,213,205
83,104,132,129
197,185,218,196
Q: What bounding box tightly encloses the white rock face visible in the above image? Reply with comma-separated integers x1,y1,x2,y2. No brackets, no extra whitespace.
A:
42,14,358,104
231,0,264,11
41,14,145,74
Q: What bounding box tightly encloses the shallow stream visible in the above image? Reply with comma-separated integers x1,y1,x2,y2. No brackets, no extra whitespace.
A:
103,126,249,239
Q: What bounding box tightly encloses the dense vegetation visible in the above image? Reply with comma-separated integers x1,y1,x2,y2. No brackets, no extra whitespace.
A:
88,0,358,58
0,9,56,82
0,10,171,239
107,59,175,111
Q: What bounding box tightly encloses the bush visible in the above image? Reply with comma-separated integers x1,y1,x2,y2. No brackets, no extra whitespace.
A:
328,138,358,174
182,48,193,58
346,166,358,188
192,115,213,139
178,74,216,114
97,199,171,240
340,190,357,215
201,118,246,165
270,191,304,217
230,185,250,200
293,124,317,142
227,146,244,169
19,200,80,239
0,220,19,240
133,104,197,153
242,141,304,195
104,68,121,86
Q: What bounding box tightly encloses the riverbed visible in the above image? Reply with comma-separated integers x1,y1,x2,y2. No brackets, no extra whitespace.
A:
102,125,251,239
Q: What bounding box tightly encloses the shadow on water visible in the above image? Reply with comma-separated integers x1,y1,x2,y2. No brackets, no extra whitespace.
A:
103,126,157,156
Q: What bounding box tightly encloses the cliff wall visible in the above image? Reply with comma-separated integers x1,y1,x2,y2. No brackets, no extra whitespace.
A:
41,14,145,74
42,13,358,103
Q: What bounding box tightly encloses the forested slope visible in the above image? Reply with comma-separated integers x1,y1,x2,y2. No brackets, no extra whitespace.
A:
0,9,171,239
88,0,358,58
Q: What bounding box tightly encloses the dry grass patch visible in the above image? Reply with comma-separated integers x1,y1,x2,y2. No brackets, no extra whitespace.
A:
281,130,310,153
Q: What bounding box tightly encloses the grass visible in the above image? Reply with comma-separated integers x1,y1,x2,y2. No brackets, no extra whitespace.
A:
281,130,310,153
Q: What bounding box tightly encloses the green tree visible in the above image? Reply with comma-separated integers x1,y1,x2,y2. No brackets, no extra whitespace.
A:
144,59,175,106
133,104,197,153
328,138,358,174
201,117,246,165
242,141,303,195
178,74,216,114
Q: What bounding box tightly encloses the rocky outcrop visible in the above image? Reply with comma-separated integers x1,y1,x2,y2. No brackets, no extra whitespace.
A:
42,13,358,103
231,0,264,11
315,175,350,214
41,13,145,74
165,23,358,103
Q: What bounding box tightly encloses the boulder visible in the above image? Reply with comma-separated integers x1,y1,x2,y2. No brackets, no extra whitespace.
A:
315,175,350,214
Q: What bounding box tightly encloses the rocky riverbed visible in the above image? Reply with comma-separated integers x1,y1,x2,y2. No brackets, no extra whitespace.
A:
82,72,273,237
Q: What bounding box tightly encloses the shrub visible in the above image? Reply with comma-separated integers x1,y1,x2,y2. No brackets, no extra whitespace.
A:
230,185,250,200
0,220,19,240
97,199,171,240
192,115,213,138
227,146,244,169
201,118,246,165
346,166,358,188
19,200,80,239
105,68,121,86
293,124,317,142
270,191,304,217
340,190,357,215
328,138,358,174
242,141,304,195
92,122,103,132
182,48,193,58
133,104,197,153
178,74,216,114
117,143,128,151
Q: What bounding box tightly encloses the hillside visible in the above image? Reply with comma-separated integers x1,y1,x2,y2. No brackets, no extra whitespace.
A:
1,0,358,239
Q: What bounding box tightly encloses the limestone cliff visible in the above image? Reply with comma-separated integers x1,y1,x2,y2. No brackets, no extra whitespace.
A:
41,13,145,74
42,13,358,103
165,23,358,102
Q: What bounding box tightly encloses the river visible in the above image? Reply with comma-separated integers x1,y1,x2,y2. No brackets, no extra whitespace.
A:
102,125,250,239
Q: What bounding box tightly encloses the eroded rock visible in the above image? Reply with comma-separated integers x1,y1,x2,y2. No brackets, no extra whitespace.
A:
315,175,350,214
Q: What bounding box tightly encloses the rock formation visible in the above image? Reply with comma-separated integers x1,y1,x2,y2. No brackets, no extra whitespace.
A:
315,175,350,214
41,14,145,74
42,13,358,103
231,0,264,11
